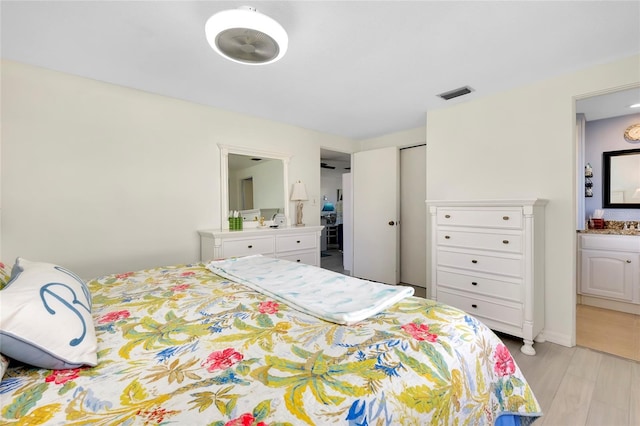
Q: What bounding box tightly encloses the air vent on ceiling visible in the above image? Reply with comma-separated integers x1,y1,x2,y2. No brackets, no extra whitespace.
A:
321,162,336,169
438,86,474,101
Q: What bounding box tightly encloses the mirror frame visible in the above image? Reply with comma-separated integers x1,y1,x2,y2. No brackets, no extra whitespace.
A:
219,144,291,229
602,148,640,209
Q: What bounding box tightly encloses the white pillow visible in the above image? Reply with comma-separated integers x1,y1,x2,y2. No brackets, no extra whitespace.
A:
0,258,98,369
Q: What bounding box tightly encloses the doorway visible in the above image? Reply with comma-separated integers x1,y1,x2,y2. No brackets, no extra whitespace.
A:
319,149,351,275
575,86,640,361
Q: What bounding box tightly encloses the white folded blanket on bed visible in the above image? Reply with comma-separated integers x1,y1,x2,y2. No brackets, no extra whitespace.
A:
207,255,414,325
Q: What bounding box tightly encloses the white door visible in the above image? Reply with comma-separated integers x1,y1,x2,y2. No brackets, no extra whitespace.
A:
353,147,399,284
400,145,426,287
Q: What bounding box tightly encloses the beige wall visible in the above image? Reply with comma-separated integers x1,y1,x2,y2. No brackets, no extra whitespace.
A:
1,60,356,278
3,55,639,345
426,54,640,346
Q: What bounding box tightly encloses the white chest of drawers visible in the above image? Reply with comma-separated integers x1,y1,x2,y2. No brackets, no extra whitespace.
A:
198,226,324,267
428,200,547,355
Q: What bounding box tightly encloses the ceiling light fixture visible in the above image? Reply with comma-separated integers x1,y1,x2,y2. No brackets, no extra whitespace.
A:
205,6,288,65
630,103,640,108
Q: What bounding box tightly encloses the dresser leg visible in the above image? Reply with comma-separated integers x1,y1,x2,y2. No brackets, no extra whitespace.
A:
520,339,536,356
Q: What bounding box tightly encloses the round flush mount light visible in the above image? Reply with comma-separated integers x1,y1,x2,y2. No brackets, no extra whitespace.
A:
205,6,288,65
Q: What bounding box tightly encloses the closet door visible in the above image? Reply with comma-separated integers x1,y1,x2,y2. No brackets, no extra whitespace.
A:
400,145,426,288
352,147,399,284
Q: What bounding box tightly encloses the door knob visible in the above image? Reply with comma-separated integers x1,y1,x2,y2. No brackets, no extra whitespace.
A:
388,221,395,226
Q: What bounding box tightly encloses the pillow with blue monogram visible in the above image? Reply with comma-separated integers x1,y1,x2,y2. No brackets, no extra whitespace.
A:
0,258,98,369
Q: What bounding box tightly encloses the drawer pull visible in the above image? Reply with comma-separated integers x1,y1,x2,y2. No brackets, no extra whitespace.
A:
503,216,510,221
444,235,451,239
296,240,301,243
627,260,632,263
248,245,253,249
471,260,478,264
471,281,478,286
502,240,509,244
471,304,478,309
296,259,301,262
444,214,451,219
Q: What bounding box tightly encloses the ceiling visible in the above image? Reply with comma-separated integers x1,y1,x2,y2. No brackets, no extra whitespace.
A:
1,1,639,140
576,87,640,122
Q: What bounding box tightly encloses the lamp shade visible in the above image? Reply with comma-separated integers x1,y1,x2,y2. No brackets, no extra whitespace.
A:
205,6,288,65
290,181,308,201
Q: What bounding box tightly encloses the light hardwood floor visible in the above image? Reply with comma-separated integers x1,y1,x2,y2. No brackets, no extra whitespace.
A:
502,332,640,425
576,304,640,362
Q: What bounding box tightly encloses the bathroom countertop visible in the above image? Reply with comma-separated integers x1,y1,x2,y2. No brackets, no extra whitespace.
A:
578,229,640,236
578,220,640,236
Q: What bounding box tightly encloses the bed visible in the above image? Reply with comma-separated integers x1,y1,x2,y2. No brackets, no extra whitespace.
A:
0,256,541,425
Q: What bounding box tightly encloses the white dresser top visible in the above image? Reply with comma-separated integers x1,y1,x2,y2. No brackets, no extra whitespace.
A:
426,199,548,207
198,226,324,238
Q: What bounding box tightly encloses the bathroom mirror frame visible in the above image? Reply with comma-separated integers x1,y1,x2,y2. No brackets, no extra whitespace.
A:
219,144,291,229
602,148,640,209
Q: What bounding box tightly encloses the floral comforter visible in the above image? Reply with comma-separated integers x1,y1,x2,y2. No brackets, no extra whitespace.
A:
0,263,541,425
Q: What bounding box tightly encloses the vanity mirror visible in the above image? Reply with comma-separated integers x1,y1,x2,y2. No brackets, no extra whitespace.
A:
603,148,640,208
219,144,291,229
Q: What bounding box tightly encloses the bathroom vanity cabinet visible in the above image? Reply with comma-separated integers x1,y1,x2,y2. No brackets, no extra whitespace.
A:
578,234,640,306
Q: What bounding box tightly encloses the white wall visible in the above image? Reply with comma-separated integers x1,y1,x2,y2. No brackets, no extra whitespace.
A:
320,166,347,208
426,54,640,347
4,55,638,345
1,60,357,279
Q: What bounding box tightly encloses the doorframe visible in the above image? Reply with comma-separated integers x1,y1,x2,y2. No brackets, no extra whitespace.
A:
319,148,353,272
572,83,640,347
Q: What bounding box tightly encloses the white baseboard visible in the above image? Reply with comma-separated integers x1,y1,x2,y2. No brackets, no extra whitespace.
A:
540,329,574,348
579,295,640,315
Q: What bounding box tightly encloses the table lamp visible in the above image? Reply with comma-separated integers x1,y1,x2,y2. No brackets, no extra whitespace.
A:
290,181,308,226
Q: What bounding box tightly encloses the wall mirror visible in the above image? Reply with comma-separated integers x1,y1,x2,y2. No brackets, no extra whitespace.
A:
219,144,291,229
603,148,640,208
